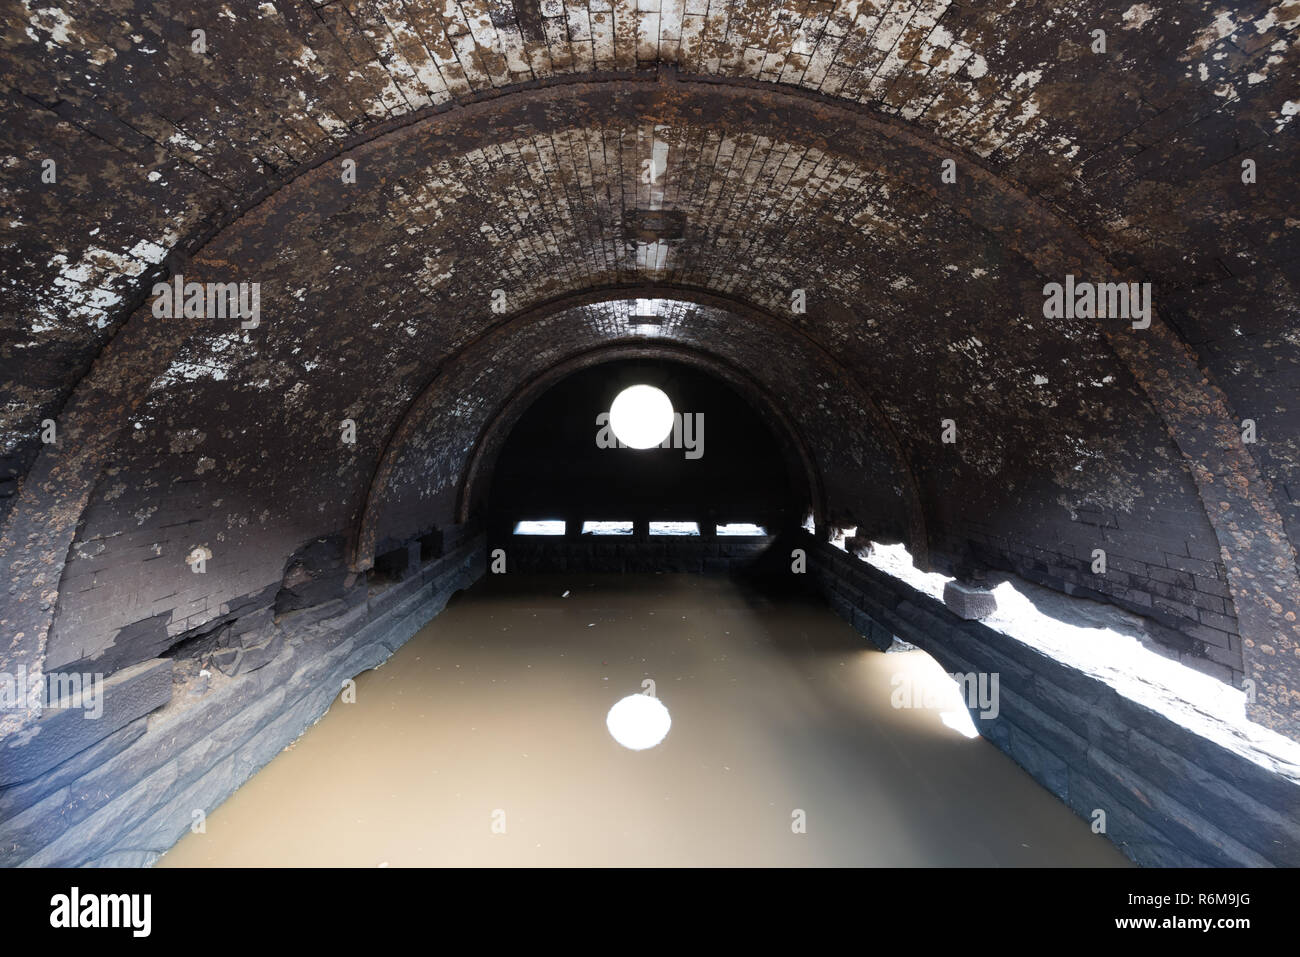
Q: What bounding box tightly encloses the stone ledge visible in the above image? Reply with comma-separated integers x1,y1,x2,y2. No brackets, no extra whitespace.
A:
0,716,147,822
809,540,1300,868
0,536,486,867
0,658,172,788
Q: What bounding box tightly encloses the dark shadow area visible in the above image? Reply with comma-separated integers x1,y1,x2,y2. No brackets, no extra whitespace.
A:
487,358,804,540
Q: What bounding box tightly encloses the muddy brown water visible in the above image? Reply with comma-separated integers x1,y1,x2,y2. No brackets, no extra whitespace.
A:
160,573,1129,867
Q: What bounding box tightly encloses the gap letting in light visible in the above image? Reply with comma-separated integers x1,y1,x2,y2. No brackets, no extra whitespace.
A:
608,384,674,449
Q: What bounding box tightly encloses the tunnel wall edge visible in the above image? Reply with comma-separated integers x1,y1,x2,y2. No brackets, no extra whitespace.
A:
0,535,486,867
806,538,1300,868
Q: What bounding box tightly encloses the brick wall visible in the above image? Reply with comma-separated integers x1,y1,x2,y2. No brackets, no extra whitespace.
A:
949,509,1243,683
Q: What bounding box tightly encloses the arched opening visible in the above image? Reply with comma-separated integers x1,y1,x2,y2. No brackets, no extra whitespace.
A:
486,357,804,548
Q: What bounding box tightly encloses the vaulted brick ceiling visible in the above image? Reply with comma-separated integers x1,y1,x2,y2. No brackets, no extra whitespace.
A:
1,1,1298,736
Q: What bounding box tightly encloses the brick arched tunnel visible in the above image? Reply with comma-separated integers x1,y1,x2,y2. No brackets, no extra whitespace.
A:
1,0,1298,870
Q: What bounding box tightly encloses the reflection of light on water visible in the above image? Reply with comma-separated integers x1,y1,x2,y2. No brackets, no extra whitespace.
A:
939,707,980,739
888,648,981,740
606,694,671,750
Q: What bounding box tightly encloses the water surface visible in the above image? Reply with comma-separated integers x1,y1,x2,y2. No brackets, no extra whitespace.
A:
161,573,1128,867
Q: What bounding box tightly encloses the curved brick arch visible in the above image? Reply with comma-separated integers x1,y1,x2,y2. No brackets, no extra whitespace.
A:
1,75,1296,738
350,283,928,572
454,340,824,531
350,294,923,572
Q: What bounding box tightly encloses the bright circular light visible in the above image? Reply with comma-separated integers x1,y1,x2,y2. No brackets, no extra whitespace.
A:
608,384,674,449
606,694,672,750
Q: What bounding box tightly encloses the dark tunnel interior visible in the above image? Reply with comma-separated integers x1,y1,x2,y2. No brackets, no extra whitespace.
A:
486,358,800,535
1,0,1298,895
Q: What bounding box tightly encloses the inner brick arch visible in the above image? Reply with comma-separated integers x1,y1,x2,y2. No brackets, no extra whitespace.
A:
1,75,1296,740
350,285,927,574
455,341,822,530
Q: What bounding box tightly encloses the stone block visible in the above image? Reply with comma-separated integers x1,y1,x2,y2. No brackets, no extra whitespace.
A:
942,580,997,620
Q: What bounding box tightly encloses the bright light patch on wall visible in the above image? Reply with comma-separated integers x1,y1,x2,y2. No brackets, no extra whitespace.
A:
862,542,1300,768
513,520,565,535
635,240,671,271
608,384,674,449
649,521,699,536
887,641,981,739
717,523,767,536
582,520,633,536
606,694,671,750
